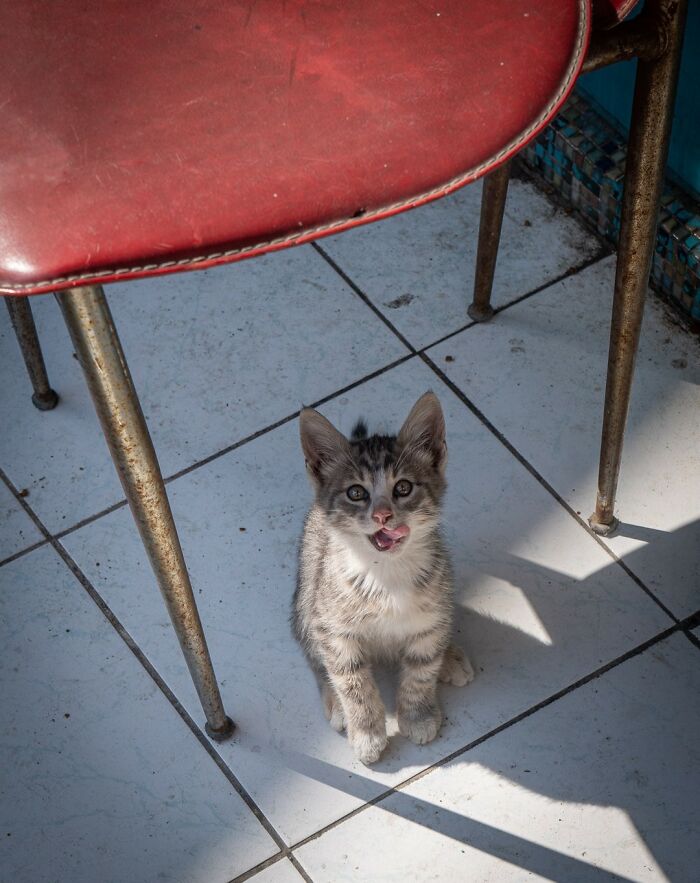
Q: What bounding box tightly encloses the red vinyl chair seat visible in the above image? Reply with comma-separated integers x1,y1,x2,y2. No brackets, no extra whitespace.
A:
1,0,589,296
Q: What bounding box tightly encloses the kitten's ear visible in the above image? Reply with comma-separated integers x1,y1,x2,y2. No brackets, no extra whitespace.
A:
397,391,447,472
299,408,351,485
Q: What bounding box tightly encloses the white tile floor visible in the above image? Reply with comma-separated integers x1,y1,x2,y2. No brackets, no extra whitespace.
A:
1,177,699,883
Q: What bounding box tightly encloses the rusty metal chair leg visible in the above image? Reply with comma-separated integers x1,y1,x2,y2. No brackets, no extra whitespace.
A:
5,296,59,411
589,0,688,536
468,159,511,323
56,284,234,740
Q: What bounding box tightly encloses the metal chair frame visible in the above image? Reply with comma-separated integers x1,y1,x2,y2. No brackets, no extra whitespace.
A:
468,0,688,536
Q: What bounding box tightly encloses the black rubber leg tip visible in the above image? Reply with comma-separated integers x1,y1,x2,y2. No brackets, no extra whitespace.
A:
468,303,495,323
205,716,235,742
588,512,620,537
32,389,59,411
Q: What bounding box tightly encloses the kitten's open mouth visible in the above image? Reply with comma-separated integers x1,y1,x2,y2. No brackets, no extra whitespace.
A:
369,524,410,552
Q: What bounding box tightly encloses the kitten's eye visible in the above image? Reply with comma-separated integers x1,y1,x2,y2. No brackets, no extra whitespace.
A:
347,485,369,502
394,479,413,497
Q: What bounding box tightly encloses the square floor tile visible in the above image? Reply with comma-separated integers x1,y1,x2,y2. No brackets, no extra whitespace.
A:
0,481,42,563
430,255,700,618
296,632,700,882
0,245,406,533
62,358,670,844
0,546,278,883
320,177,601,349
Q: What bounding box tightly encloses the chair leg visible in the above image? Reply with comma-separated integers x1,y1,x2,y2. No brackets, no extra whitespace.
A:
589,0,688,536
56,284,234,740
468,159,511,323
5,296,59,410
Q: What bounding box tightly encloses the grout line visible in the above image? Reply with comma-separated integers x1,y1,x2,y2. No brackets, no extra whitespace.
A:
227,853,287,883
680,610,700,650
291,618,686,851
161,353,415,486
418,352,680,624
417,246,611,353
0,465,293,857
486,245,611,314
54,498,129,543
288,853,314,883
229,853,313,883
311,242,418,354
684,631,700,651
313,232,609,358
0,536,50,568
681,610,700,628
1,353,415,560
0,467,63,548
313,236,680,626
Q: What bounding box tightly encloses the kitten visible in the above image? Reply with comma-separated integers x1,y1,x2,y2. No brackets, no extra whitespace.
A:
293,391,473,765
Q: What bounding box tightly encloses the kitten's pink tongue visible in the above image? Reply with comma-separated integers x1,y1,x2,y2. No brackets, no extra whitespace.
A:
373,524,410,550
381,525,410,540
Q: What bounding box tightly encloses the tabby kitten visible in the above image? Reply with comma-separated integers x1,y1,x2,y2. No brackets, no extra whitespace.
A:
293,391,473,765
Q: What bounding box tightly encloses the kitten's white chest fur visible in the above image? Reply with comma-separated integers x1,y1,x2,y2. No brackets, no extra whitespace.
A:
334,534,442,645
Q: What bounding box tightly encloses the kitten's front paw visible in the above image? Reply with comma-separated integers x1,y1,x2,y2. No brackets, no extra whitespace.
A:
398,705,442,745
350,729,388,765
439,644,475,687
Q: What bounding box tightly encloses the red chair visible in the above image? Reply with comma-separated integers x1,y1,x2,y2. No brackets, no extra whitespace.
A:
1,1,687,736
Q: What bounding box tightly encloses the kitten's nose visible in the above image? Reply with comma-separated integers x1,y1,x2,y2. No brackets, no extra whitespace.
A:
372,508,393,526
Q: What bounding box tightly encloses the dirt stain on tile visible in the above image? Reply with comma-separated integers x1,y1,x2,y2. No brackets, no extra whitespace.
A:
385,293,414,309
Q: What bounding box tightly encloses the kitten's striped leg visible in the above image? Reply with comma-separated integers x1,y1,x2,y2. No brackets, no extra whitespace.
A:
321,639,387,764
397,636,447,746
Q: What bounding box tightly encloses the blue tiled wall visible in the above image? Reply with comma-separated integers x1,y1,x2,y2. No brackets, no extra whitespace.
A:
578,0,700,199
522,93,700,321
